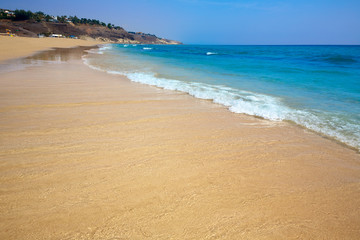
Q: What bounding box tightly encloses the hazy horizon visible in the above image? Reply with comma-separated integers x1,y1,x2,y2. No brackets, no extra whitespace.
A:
1,0,359,45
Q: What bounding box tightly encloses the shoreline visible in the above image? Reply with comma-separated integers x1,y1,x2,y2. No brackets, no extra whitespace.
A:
84,45,360,154
0,44,359,239
0,35,106,62
2,43,358,153
282,119,360,153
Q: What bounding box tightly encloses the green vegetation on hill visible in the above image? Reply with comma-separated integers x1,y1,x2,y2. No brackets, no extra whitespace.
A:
0,8,182,44
0,8,122,29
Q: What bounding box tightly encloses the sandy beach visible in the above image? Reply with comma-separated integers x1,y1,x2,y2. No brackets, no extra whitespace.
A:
0,35,104,61
0,38,360,239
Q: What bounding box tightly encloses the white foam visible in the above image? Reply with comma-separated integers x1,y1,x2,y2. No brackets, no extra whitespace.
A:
206,52,218,55
125,72,292,122
86,44,113,55
82,55,108,72
143,47,152,50
286,111,360,150
98,44,113,51
81,58,360,150
84,49,101,54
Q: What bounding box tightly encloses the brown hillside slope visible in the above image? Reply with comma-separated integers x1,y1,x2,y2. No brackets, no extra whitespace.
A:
0,19,181,44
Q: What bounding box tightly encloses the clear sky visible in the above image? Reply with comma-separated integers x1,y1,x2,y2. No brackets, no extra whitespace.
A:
1,0,360,44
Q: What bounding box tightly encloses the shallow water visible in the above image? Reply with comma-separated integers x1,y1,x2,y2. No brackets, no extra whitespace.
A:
26,44,360,150
0,46,95,74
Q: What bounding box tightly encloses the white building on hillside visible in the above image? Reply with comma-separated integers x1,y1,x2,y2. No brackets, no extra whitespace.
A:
50,34,63,38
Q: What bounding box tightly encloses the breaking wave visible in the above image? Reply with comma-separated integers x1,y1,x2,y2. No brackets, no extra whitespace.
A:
81,46,360,151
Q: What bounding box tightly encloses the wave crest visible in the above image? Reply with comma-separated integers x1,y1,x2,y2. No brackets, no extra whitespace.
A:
82,57,360,150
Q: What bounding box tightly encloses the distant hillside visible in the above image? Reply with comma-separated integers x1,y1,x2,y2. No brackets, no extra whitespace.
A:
0,9,182,44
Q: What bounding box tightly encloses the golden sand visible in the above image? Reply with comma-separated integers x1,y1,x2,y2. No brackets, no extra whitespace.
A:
0,35,103,61
0,44,359,239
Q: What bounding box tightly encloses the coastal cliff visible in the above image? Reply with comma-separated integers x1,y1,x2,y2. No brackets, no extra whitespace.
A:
0,9,182,44
0,20,182,44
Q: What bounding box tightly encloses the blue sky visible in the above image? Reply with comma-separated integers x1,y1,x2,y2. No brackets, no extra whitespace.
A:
1,0,360,44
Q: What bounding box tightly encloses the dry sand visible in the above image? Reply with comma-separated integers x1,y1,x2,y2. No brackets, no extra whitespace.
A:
0,43,360,239
0,35,103,61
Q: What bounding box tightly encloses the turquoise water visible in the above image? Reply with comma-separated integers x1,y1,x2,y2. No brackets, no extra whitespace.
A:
83,44,360,150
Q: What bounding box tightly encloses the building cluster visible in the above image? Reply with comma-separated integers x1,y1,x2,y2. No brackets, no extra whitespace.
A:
0,9,15,17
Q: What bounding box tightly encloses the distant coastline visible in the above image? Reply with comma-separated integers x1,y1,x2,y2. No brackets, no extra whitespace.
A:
0,8,182,44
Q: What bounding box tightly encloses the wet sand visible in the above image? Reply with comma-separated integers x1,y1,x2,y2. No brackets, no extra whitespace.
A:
0,47,359,239
0,35,103,61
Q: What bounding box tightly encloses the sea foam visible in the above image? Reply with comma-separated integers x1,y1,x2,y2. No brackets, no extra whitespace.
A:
94,44,113,54
82,46,360,151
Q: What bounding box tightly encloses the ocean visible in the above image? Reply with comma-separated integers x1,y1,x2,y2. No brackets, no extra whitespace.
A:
83,44,360,150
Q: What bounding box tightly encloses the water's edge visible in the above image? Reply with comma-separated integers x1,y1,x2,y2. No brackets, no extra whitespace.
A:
82,44,359,153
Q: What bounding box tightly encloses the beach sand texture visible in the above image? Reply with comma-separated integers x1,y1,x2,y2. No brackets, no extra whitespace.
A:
0,35,103,61
0,41,360,239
